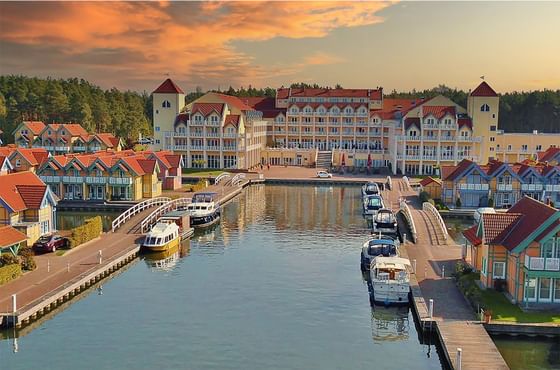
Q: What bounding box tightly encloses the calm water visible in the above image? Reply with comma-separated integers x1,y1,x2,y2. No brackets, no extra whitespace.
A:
493,337,560,370
2,185,445,369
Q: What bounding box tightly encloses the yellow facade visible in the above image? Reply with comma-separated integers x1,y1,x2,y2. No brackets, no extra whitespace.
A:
494,132,560,163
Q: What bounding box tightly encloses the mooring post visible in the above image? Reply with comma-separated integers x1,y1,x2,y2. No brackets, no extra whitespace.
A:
403,233,407,244
98,250,103,265
12,294,17,314
47,259,50,273
67,262,70,272
428,299,434,319
441,265,445,278
424,264,427,278
412,259,417,274
456,348,462,370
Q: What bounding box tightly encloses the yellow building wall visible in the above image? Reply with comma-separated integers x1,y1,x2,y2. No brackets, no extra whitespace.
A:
133,177,143,200
467,94,499,162
494,133,560,163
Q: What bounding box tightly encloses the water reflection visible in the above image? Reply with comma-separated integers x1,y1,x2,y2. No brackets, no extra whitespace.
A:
57,211,119,232
142,241,190,272
370,306,410,343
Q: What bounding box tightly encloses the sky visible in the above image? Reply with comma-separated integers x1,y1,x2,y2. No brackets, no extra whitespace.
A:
0,1,559,94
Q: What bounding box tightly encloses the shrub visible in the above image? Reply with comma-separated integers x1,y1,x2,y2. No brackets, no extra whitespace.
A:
419,191,431,203
0,253,19,267
0,264,22,285
68,216,103,249
17,246,37,271
455,198,462,208
487,197,494,208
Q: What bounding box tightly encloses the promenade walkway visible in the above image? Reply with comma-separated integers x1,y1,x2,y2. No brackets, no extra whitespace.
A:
385,178,508,370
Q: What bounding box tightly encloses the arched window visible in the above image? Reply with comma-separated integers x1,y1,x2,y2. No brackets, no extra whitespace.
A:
162,100,171,108
480,104,490,112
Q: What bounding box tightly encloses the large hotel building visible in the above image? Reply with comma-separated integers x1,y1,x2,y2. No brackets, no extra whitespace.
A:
153,79,559,175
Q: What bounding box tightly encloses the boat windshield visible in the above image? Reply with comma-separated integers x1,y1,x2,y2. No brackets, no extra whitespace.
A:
376,211,394,223
366,197,382,209
367,242,397,257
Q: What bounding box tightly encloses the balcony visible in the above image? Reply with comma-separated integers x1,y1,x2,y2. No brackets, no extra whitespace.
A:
206,132,220,138
524,256,560,271
108,177,133,185
39,175,60,183
190,132,204,137
457,136,482,143
206,120,220,126
223,133,239,138
355,132,368,137
172,145,189,151
458,183,489,191
222,146,238,151
85,176,107,184
62,176,83,184
73,146,87,152
545,184,560,192
55,146,70,152
521,184,543,191
497,184,513,191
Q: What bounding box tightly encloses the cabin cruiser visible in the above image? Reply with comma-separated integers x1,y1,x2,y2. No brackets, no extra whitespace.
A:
186,192,221,227
142,220,181,252
361,237,399,270
159,210,194,240
369,256,411,306
362,182,380,197
363,195,385,216
373,209,398,236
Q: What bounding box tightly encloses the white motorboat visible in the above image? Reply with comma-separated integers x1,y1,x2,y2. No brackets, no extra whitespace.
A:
360,236,399,270
369,256,411,306
186,192,221,228
142,220,181,252
373,208,398,235
362,182,380,197
363,195,385,216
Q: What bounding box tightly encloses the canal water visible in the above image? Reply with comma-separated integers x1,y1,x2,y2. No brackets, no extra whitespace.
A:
1,185,445,370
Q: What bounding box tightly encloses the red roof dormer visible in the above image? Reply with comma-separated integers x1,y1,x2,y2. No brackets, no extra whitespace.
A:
153,78,184,94
470,81,498,97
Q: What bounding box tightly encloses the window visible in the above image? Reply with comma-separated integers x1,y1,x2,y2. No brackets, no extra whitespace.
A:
521,144,528,152
490,125,496,131
507,144,512,151
15,159,21,167
490,147,494,152
482,257,487,275
162,100,171,108
155,126,160,132
493,262,505,279
481,104,490,112
490,137,495,142
536,145,542,151
155,139,160,144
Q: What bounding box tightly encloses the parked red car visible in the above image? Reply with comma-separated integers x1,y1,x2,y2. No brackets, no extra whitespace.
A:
33,234,68,253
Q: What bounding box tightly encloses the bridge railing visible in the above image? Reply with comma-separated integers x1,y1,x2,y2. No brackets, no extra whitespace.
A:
400,200,417,243
215,172,231,185
231,173,246,186
140,197,192,233
422,202,448,240
112,197,171,232
386,176,392,191
402,176,411,190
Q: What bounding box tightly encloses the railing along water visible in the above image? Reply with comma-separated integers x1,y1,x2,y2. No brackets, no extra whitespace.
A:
400,200,417,243
111,197,171,232
422,202,448,240
140,197,192,233
215,172,231,185
231,173,246,186
402,176,411,191
386,176,392,191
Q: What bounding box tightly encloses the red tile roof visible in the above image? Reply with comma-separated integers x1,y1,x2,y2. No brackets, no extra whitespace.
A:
211,93,253,111
285,87,383,100
224,114,240,128
191,103,224,117
0,225,28,247
63,123,88,136
404,117,420,130
137,159,156,174
153,78,184,94
0,171,48,212
501,196,558,250
481,213,523,244
94,133,119,148
22,121,46,135
419,176,441,186
457,117,472,129
538,147,560,162
9,148,49,166
486,159,505,176
243,97,285,118
442,159,475,181
470,81,498,97
535,220,560,242
463,225,482,246
422,106,456,119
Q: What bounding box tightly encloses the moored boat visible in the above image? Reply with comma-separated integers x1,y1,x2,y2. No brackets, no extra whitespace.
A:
362,182,380,197
159,210,194,240
142,220,181,252
363,195,385,216
361,236,399,270
186,192,221,228
369,256,411,306
372,208,398,236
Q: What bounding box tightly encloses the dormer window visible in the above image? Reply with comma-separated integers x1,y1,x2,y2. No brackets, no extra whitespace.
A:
162,100,171,108
210,115,219,123
61,130,65,135
290,106,299,114
303,107,313,114
481,104,490,112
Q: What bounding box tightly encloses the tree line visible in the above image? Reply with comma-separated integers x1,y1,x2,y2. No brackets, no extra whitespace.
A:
0,75,151,144
1,77,558,145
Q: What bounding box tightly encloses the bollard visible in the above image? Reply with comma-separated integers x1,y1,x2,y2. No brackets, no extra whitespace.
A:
47,259,50,273
67,262,70,272
403,233,407,244
13,337,18,354
456,348,462,370
12,294,17,314
441,266,445,278
424,265,427,278
98,250,103,265
412,259,417,274
428,299,434,318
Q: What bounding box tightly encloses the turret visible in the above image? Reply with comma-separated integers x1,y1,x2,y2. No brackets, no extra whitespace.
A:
467,81,499,162
152,78,186,150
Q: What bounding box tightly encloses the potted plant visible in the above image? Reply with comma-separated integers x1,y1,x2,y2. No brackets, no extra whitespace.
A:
483,309,492,324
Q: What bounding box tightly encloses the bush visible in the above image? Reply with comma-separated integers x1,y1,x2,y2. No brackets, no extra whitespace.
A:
0,264,22,285
0,253,19,267
419,191,431,203
67,216,103,249
487,197,494,208
17,246,37,271
455,198,462,208
192,178,208,192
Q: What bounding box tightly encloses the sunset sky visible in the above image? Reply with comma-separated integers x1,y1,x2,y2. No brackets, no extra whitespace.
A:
0,1,559,94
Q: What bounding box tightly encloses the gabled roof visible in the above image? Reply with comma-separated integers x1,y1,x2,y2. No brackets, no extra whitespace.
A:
137,159,157,174
191,103,224,117
22,121,46,135
242,97,285,118
537,147,560,163
62,123,88,137
463,225,482,246
457,116,472,129
224,114,240,128
404,117,420,130
9,148,49,166
278,87,383,100
211,93,253,111
0,171,49,212
442,159,476,181
470,81,498,97
0,225,28,247
419,176,441,187
480,213,523,244
153,78,184,94
422,106,456,119
93,133,120,148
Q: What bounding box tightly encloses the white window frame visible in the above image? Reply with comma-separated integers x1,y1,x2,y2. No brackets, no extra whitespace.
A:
492,262,506,279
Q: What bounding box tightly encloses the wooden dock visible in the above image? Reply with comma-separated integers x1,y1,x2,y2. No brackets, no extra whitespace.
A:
386,179,509,370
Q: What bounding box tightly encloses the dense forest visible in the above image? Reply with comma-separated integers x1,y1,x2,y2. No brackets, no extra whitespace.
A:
0,77,558,145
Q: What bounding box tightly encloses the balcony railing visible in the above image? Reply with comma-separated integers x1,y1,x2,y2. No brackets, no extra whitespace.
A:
524,255,560,271
55,146,70,152
73,146,87,152
62,176,83,184
497,184,513,191
39,175,60,183
545,184,560,192
521,184,543,191
85,176,107,184
108,177,133,185
458,183,489,191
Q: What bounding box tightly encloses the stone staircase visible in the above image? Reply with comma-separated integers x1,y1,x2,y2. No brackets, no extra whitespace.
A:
315,151,332,168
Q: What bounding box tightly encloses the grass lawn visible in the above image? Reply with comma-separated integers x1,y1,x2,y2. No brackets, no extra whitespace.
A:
182,168,226,177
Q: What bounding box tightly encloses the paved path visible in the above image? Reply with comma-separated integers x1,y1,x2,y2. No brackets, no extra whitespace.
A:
385,179,508,369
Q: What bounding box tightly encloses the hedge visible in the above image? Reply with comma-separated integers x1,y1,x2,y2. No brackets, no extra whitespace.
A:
0,264,22,286
67,216,103,249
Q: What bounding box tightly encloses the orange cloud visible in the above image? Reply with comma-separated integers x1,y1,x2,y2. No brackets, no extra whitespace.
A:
0,1,392,89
